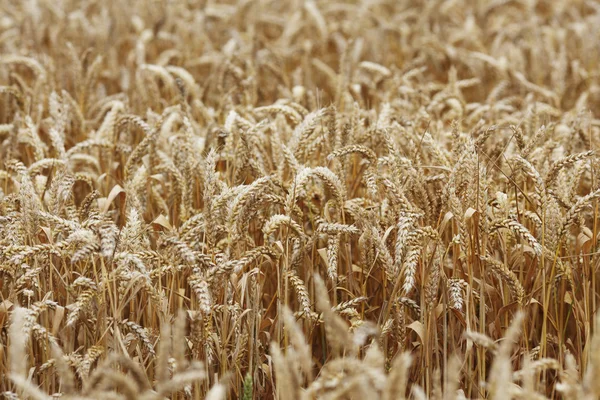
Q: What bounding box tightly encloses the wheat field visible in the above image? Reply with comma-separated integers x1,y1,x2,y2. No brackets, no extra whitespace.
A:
1,0,600,399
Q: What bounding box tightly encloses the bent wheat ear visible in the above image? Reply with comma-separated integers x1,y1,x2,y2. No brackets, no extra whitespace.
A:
483,256,525,306
491,218,542,256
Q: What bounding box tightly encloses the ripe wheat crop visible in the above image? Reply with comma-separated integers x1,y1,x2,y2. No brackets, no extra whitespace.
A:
1,0,600,399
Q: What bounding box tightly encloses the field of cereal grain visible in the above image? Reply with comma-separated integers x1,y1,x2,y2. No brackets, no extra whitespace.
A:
2,1,600,399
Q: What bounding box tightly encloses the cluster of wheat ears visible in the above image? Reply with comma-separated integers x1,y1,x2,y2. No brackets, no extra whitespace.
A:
2,0,600,399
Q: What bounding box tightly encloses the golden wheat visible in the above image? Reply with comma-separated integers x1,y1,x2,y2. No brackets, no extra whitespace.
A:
2,0,600,399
